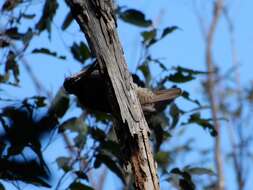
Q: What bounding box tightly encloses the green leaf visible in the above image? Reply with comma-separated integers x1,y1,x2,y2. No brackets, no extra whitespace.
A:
175,66,208,75
119,9,152,27
59,117,81,132
183,113,217,136
169,103,182,128
167,71,195,83
95,153,125,183
165,66,207,84
0,39,10,48
142,30,156,41
21,13,36,19
68,182,94,190
22,28,33,45
137,60,151,84
5,51,19,84
56,156,71,172
5,27,24,40
138,63,149,78
185,167,215,176
181,91,200,106
59,114,87,135
161,26,179,39
74,132,87,148
35,0,58,34
141,29,157,46
0,74,9,83
152,59,168,71
89,128,106,142
70,42,91,64
93,112,111,123
0,158,50,187
1,0,21,11
48,88,69,118
62,11,74,30
32,48,66,60
155,151,170,168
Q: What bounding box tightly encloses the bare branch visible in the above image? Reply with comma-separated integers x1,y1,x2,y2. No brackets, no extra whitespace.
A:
205,0,225,189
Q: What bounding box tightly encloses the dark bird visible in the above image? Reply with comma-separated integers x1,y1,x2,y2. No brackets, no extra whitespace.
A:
63,66,182,114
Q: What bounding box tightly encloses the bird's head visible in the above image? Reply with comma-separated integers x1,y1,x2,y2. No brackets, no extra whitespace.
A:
63,69,88,94
63,77,78,94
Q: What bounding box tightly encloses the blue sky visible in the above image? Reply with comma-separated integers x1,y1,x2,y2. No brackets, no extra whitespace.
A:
1,0,253,189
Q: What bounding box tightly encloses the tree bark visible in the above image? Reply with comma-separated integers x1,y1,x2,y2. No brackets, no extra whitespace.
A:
66,0,160,189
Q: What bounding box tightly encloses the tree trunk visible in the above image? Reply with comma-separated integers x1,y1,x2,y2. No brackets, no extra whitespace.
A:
66,0,160,189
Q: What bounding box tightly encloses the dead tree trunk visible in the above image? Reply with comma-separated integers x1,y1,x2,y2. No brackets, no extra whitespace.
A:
66,0,160,189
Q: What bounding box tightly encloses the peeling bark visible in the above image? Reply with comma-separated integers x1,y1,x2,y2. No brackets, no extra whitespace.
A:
66,0,160,189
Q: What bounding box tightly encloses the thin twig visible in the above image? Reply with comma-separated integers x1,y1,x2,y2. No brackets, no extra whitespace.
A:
11,43,52,98
223,7,245,190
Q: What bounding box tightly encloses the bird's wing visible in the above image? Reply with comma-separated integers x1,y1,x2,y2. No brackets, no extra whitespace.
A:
151,88,182,103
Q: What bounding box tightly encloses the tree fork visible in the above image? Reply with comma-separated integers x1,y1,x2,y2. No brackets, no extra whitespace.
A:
66,0,160,189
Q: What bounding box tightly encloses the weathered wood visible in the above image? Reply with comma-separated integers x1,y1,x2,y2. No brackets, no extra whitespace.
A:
66,0,160,189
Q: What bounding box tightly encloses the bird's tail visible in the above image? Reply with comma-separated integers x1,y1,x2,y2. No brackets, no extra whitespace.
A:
151,88,182,103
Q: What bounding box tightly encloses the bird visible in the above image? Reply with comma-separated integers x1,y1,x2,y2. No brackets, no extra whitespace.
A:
63,66,182,114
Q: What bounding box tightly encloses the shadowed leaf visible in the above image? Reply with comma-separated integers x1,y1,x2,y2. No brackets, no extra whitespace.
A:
1,0,21,11
69,182,94,190
0,158,50,188
181,91,200,106
161,26,179,39
95,153,125,184
62,11,74,30
70,42,91,64
185,167,215,176
137,60,151,84
48,88,69,118
155,151,170,169
169,103,182,129
56,156,71,172
89,128,106,142
32,48,66,60
183,113,217,136
0,39,10,48
141,29,157,46
5,51,19,84
175,66,208,75
36,0,58,34
119,9,152,27
21,13,36,19
167,71,195,83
